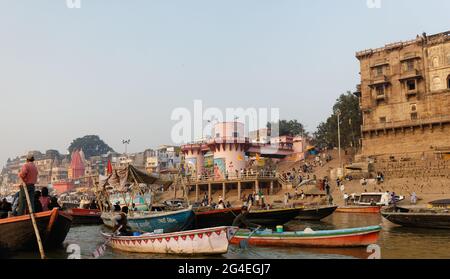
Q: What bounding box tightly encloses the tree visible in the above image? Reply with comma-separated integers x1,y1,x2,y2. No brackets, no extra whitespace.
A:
267,119,307,137
313,92,362,149
68,135,115,159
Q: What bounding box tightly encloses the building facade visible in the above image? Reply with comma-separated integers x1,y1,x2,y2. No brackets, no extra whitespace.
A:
181,122,307,178
355,31,450,159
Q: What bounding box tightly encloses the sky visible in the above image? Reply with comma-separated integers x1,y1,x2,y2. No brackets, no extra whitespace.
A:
0,0,449,167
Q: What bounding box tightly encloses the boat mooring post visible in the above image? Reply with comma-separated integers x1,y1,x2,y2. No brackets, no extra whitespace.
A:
22,184,46,259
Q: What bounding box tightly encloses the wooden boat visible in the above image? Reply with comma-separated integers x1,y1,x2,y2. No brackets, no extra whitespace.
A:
194,207,241,229
428,199,450,209
101,208,195,233
381,206,450,229
0,208,72,254
230,225,382,248
64,208,103,225
246,207,306,226
336,206,381,214
295,205,338,221
101,226,238,255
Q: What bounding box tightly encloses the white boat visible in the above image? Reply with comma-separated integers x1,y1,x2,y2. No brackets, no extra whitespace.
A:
101,226,238,255
352,192,405,206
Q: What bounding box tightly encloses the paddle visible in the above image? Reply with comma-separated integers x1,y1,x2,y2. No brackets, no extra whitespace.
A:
92,225,122,259
22,184,46,259
239,225,261,249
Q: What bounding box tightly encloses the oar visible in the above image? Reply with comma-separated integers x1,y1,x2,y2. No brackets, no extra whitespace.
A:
239,225,261,249
22,184,46,259
92,225,123,259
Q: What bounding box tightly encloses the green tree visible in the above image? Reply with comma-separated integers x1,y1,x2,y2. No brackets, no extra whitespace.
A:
313,92,362,149
68,135,115,159
267,119,307,137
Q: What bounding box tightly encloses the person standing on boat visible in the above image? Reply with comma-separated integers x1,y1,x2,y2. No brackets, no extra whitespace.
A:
112,206,133,236
17,154,38,215
411,192,417,205
232,206,259,229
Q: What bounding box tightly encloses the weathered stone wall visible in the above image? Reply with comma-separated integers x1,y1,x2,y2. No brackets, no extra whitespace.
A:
357,32,450,158
361,123,450,158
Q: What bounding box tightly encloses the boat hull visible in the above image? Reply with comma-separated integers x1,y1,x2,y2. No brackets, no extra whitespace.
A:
336,206,381,214
101,208,195,233
65,208,103,225
0,209,72,254
295,206,338,221
230,226,381,248
102,226,238,255
194,208,241,229
247,208,305,226
382,211,450,229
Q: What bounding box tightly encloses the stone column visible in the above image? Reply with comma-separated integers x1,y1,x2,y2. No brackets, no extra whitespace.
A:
255,180,259,193
270,181,274,195
195,184,199,202
238,181,242,202
222,182,226,200
208,183,212,205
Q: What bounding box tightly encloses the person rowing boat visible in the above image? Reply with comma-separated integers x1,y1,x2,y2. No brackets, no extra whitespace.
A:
232,206,260,229
112,206,133,236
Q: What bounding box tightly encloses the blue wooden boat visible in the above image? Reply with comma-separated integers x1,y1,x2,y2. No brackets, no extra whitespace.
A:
101,208,195,233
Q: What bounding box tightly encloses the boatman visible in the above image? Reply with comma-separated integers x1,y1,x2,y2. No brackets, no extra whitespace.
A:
232,206,260,229
17,154,39,215
112,206,133,236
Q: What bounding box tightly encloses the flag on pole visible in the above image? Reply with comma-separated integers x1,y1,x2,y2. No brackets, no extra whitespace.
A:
107,160,113,175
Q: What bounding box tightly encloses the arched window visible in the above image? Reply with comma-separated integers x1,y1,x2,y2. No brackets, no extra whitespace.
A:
447,75,450,89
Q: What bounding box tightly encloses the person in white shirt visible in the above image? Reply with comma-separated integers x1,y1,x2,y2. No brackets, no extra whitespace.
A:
343,193,349,206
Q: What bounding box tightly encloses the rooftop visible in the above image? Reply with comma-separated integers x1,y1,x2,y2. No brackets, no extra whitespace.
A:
356,31,449,59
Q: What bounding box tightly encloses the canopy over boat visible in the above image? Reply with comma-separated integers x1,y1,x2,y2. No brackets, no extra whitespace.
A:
100,165,172,192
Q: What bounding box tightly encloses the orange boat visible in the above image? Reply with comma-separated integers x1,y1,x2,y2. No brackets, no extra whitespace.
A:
64,208,103,225
336,206,381,214
0,208,72,254
230,225,381,248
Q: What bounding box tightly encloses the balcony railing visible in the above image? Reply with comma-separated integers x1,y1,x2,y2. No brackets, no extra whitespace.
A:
182,171,279,184
362,114,450,132
369,75,390,87
399,69,422,81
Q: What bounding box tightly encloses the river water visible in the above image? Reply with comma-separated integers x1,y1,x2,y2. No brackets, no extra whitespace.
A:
11,213,450,259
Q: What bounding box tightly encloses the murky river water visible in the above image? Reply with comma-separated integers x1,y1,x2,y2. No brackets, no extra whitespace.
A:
11,213,450,259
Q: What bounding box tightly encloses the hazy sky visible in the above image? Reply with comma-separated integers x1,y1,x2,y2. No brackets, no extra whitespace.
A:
0,0,449,167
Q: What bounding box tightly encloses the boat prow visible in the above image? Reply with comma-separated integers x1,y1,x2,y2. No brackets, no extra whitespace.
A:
381,207,450,229
0,208,73,254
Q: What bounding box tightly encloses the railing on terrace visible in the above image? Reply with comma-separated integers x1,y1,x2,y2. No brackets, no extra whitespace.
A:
181,171,279,184
362,114,450,132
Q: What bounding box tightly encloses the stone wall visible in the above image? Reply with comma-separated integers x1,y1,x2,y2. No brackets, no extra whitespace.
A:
361,123,450,158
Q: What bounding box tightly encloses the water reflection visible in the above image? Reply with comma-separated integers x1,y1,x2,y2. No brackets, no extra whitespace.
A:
8,213,450,259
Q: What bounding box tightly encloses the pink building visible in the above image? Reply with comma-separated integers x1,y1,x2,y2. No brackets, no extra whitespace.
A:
181,122,307,178
52,181,75,195
69,150,85,179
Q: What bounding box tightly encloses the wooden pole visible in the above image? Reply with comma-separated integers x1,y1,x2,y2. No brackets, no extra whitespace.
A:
22,184,46,259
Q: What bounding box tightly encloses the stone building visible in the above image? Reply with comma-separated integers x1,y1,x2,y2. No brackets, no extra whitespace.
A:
355,31,450,160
